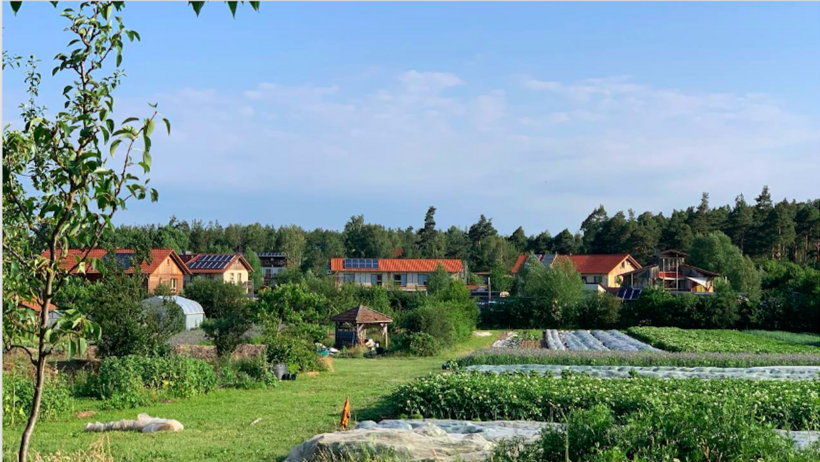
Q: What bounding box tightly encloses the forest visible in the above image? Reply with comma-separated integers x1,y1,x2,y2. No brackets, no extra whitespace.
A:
96,186,819,277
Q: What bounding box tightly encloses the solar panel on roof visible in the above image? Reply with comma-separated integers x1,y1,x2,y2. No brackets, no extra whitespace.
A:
343,258,379,269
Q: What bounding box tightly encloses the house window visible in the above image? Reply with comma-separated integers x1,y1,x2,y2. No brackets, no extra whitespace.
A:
230,273,235,283
593,276,602,284
238,273,243,283
418,274,429,286
170,278,177,292
265,268,272,278
344,274,355,284
371,274,383,286
393,274,406,286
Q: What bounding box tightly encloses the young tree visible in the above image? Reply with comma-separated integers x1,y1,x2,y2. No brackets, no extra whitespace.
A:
426,264,453,296
520,257,584,326
184,278,250,357
244,248,264,290
727,194,754,253
3,4,168,458
580,205,608,253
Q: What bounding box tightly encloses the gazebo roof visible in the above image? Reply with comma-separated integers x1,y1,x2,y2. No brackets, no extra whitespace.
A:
330,305,393,324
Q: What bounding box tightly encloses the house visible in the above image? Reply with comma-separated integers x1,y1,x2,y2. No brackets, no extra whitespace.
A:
511,253,642,291
329,258,465,290
45,248,191,294
619,249,721,294
20,299,62,327
256,252,290,287
182,253,255,293
142,295,205,331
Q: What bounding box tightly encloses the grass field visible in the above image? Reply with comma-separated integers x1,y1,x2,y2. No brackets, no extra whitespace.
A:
2,332,499,462
626,327,820,354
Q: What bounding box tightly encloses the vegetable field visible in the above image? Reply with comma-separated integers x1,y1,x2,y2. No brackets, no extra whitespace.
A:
393,372,820,430
627,327,820,354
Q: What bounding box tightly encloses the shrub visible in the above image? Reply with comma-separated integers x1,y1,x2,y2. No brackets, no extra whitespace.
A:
2,371,74,425
184,278,251,357
216,356,277,389
86,263,184,358
407,332,440,356
88,355,217,408
572,293,620,328
265,335,320,372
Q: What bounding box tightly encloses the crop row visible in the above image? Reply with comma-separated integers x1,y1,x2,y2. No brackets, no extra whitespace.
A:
456,348,820,368
393,372,820,430
544,329,659,352
627,327,820,354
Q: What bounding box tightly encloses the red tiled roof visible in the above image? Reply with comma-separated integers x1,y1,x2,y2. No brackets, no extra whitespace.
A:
511,254,641,275
43,248,191,276
20,299,58,312
185,254,254,274
330,305,393,324
329,258,463,273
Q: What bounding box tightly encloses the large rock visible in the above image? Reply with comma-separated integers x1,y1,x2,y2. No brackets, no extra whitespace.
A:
285,427,493,461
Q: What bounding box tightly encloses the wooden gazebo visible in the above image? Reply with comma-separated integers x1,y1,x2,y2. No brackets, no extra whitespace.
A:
330,305,392,349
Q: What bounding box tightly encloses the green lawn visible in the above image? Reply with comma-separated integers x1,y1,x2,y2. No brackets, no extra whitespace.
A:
2,331,500,462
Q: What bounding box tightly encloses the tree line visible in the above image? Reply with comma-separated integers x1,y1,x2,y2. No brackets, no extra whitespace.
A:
95,186,818,275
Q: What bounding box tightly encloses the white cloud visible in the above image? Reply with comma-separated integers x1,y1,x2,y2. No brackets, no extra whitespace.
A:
127,72,819,233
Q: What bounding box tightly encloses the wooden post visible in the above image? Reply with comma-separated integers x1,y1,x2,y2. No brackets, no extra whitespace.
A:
382,323,389,349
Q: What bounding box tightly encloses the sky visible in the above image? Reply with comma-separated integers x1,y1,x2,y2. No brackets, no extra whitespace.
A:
3,2,819,235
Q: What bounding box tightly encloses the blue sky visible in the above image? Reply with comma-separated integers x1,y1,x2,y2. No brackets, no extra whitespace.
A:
3,2,819,234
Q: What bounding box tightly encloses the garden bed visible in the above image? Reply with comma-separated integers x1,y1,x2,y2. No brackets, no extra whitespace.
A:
627,327,820,354
457,348,820,368
464,364,820,380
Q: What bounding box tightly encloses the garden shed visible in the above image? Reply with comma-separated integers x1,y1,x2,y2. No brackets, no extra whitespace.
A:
330,305,392,349
142,295,205,331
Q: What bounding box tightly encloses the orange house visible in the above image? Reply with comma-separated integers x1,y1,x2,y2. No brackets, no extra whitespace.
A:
45,248,191,295
512,253,642,290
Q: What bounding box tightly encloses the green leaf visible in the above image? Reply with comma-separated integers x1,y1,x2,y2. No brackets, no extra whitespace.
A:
143,133,152,153
144,119,155,137
250,1,260,11
109,139,122,157
228,2,238,18
122,117,139,124
190,1,205,16
116,48,122,67
103,3,113,21
162,118,171,135
10,2,22,14
148,102,158,109
62,85,73,95
106,119,115,134
100,108,109,122
50,1,59,7
142,150,152,172
150,188,159,202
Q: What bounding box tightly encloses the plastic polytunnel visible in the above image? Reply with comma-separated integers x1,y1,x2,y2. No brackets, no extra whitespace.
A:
142,295,205,331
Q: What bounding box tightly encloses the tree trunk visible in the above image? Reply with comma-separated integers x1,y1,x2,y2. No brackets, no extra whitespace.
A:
19,271,55,462
18,351,46,462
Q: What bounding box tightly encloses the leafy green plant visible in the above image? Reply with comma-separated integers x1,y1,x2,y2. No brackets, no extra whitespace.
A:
2,371,74,426
407,332,440,357
393,372,820,430
627,327,820,354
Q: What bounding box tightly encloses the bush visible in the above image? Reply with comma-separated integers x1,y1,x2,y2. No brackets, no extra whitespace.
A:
572,293,620,328
2,371,74,425
407,332,440,356
86,263,184,358
88,355,217,408
216,356,277,389
265,335,320,372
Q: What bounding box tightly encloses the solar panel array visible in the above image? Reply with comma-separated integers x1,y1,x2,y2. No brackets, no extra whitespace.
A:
616,287,642,301
188,254,234,270
104,253,135,270
343,258,379,269
257,252,287,258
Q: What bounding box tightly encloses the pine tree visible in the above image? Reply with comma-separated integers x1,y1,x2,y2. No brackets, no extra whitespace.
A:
727,194,754,253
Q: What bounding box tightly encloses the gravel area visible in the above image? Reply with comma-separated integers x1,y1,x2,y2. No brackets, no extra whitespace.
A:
465,364,820,380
